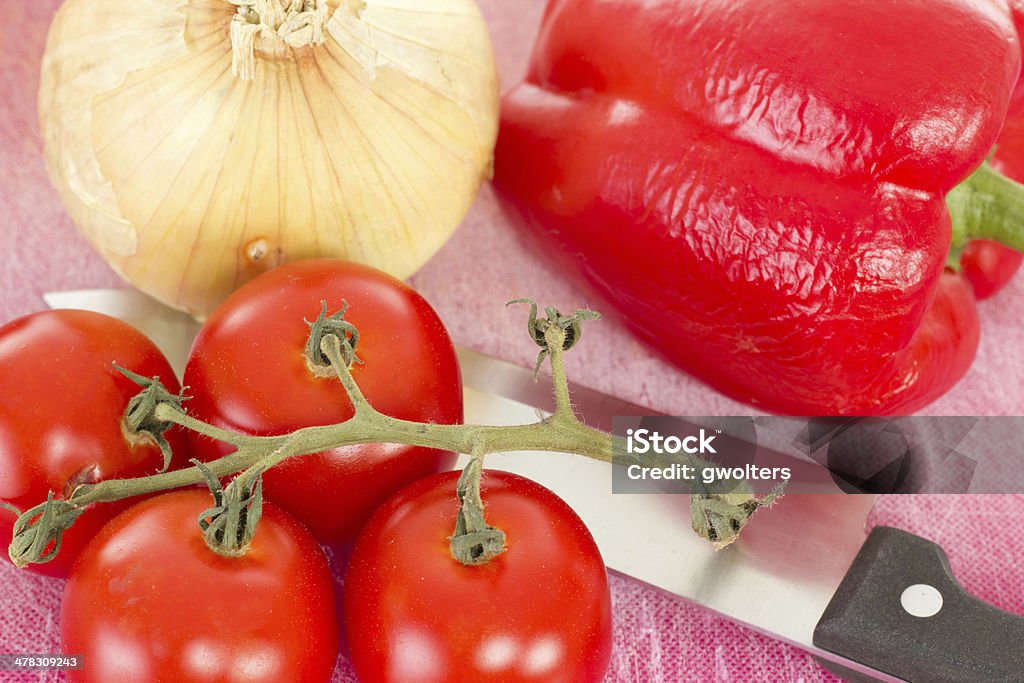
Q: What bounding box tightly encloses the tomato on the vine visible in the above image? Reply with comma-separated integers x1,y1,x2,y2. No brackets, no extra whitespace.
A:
0,310,190,577
343,469,613,683
61,489,339,682
183,259,463,546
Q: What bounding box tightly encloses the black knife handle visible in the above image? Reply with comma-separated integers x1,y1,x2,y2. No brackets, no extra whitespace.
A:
812,526,1024,683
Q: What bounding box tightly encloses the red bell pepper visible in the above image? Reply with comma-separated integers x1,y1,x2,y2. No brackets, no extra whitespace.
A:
494,0,1024,415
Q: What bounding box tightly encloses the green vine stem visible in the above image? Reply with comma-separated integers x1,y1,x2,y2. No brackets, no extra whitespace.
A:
91,330,609,494
8,301,783,568
449,452,507,565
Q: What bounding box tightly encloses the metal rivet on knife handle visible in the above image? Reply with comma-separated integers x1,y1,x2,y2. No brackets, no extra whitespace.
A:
813,526,1024,682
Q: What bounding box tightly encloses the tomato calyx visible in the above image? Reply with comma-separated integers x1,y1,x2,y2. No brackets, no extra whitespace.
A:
117,364,189,472
690,485,787,550
507,298,601,376
304,300,363,376
193,459,266,556
7,493,84,568
450,456,507,565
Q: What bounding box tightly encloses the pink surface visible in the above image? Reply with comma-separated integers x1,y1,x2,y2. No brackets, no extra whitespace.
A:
2,2,1023,681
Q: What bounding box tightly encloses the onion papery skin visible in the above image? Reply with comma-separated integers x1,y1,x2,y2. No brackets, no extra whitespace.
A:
39,0,499,318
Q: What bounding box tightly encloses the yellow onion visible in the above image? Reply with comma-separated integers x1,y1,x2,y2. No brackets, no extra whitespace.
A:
39,0,499,317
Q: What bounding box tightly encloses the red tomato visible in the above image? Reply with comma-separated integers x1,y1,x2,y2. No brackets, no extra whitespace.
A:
183,259,462,546
61,489,339,683
343,470,613,683
0,310,190,577
959,239,1024,300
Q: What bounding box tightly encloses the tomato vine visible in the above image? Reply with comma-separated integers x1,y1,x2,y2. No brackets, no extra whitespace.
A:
7,300,782,568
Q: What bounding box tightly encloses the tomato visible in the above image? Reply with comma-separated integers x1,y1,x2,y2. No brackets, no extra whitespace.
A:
61,489,338,682
959,239,1024,300
183,259,462,546
343,470,613,683
0,310,190,577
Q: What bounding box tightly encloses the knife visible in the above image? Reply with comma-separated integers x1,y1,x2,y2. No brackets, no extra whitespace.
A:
43,289,1024,683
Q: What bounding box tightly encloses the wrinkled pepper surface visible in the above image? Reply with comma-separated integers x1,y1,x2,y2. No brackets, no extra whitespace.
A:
494,0,1024,415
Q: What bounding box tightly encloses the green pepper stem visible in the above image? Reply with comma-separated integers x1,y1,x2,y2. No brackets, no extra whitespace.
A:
946,161,1024,252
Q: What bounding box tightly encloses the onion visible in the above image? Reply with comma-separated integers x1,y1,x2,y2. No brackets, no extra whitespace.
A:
39,0,499,317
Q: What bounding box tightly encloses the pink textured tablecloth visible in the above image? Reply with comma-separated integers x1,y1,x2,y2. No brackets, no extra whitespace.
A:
2,2,1023,682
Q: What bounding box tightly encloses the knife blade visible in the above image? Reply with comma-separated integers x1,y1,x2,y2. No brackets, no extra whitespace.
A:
43,288,1024,682
458,342,1024,683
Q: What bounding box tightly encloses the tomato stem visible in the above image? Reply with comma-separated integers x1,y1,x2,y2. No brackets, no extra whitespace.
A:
319,335,372,415
449,454,507,565
7,326,617,567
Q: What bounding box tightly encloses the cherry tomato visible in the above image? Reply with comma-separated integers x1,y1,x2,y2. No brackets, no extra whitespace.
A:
0,310,190,577
959,239,1024,300
183,259,462,546
343,470,613,683
61,489,339,683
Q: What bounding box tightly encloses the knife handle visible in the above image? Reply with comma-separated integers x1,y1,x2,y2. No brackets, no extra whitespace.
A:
812,526,1024,682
